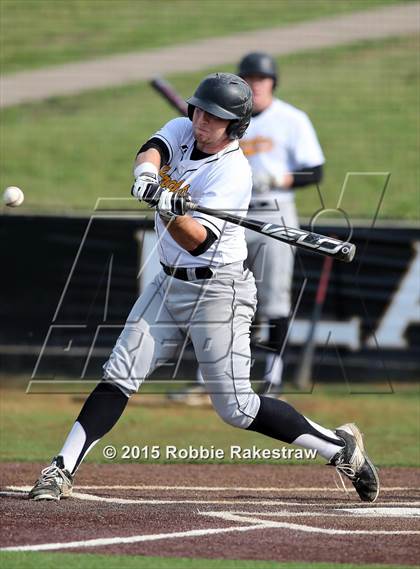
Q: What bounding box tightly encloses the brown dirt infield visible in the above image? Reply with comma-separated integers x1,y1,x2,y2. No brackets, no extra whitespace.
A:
1,463,419,565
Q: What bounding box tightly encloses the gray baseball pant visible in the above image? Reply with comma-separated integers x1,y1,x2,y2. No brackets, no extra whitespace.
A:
246,200,298,319
103,262,260,428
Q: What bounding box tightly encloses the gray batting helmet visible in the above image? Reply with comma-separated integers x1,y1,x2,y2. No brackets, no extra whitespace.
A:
187,72,253,139
238,52,278,88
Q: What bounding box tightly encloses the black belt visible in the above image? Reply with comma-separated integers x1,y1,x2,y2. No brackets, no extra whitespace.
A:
249,200,273,210
161,263,214,281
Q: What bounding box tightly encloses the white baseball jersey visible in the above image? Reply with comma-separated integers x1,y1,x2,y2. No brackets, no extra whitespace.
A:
152,117,252,268
241,98,325,204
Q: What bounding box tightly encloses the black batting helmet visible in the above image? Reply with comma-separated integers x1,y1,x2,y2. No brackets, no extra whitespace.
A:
238,52,278,88
187,72,253,140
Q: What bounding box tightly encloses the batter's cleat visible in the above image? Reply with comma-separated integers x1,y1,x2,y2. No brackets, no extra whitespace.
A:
28,456,73,501
330,423,380,503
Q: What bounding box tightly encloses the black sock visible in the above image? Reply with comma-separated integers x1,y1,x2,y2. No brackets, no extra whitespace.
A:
70,381,128,473
247,395,343,446
267,317,289,352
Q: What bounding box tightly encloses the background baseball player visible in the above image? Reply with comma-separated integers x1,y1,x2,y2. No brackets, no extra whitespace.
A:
182,52,325,401
239,51,325,396
28,72,378,504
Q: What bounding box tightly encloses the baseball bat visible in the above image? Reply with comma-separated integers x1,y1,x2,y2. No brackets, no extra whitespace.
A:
186,202,355,262
150,77,188,116
294,254,334,390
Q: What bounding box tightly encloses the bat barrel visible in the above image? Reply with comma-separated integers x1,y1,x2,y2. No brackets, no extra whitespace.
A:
186,201,356,263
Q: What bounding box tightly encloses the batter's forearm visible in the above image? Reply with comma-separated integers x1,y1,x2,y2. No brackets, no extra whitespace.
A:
134,148,162,171
163,216,207,252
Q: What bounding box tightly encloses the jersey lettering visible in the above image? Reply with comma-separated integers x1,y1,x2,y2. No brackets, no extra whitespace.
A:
159,165,190,195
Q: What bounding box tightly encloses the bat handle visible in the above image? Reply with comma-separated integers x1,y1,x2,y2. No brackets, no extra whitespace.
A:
186,201,198,211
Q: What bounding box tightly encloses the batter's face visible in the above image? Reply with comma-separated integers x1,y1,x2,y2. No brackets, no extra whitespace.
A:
192,108,230,153
243,75,274,113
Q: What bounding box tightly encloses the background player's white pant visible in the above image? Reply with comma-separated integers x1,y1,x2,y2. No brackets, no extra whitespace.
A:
103,263,260,429
246,200,298,319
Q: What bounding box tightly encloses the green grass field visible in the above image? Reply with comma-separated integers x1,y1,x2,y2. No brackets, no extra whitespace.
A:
1,381,418,467
0,552,415,569
1,36,417,219
0,0,403,73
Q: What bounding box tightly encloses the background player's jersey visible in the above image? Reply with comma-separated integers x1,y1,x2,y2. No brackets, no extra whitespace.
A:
241,98,325,204
152,117,252,268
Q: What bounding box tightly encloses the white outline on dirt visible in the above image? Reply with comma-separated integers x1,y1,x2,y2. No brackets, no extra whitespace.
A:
199,511,420,535
0,523,269,552
201,508,420,519
13,484,419,492
3,487,420,507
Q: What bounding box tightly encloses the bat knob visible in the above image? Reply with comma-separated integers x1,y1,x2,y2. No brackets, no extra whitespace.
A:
340,243,356,263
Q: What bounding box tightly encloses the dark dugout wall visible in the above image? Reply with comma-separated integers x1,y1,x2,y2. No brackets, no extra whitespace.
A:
1,214,419,383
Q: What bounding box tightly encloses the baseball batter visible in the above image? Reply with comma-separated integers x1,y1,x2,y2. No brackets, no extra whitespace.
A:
240,52,325,395
29,73,379,504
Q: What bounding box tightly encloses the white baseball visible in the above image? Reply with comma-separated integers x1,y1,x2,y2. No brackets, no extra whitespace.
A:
3,186,25,207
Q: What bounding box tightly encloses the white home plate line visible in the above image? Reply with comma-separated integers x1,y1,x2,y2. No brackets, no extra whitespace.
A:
3,487,420,508
34,491,329,507
0,489,313,506
59,485,418,493
0,522,271,553
204,508,420,519
338,507,420,517
199,511,420,535
4,489,416,518
4,484,418,493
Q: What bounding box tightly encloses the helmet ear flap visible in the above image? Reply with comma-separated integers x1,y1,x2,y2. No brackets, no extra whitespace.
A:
227,116,251,140
226,120,239,140
187,104,195,121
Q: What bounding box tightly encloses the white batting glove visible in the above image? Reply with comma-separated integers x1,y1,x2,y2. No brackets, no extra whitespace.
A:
157,189,191,220
252,172,272,195
131,173,158,200
272,172,294,189
131,162,161,205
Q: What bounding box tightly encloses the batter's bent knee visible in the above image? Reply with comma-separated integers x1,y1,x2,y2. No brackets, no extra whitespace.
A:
211,391,260,429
